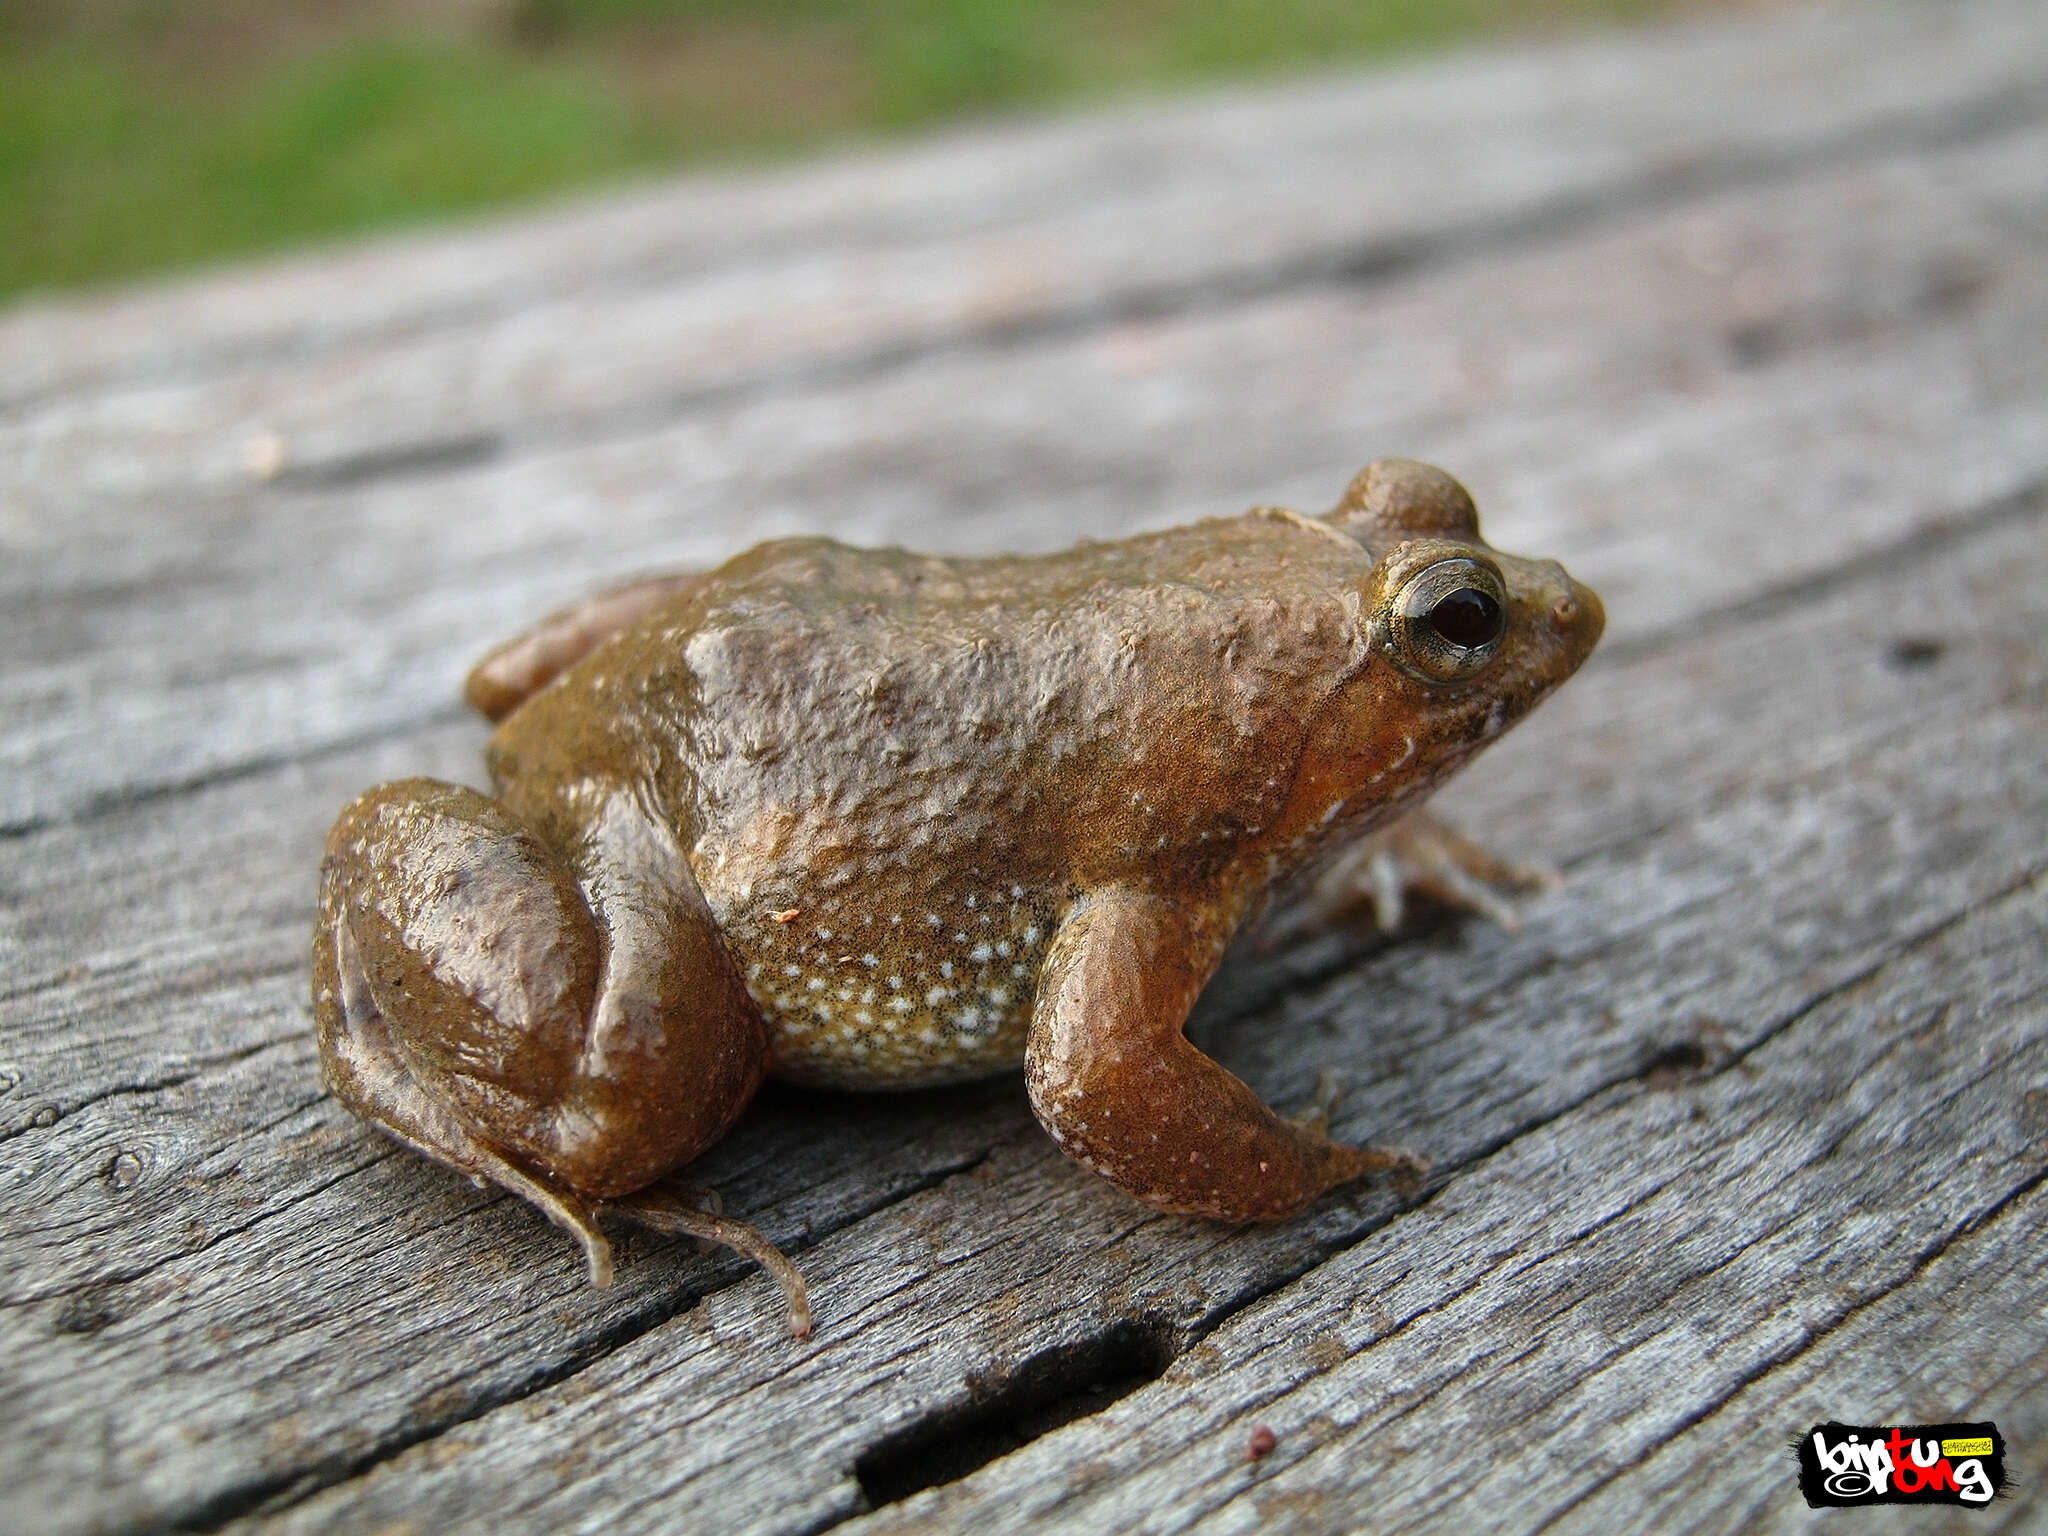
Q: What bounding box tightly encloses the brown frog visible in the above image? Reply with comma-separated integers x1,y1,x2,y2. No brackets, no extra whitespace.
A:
312,460,1602,1335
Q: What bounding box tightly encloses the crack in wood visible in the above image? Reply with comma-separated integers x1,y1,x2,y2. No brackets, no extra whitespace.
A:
846,1317,1177,1518
0,1035,303,1145
58,1035,293,1115
816,864,2044,1529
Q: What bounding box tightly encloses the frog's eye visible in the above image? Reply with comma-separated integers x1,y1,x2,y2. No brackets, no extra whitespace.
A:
1386,556,1509,683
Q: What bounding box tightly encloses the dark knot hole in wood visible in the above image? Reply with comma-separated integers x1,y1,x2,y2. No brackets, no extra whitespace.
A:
853,1316,1175,1511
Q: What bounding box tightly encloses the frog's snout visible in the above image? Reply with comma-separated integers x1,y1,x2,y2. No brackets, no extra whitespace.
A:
1513,557,1604,675
1549,567,1605,663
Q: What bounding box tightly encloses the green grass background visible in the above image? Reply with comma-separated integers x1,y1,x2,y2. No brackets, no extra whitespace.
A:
2,0,1739,300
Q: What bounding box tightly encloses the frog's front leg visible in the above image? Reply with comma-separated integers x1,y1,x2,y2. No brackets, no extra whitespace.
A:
1025,886,1415,1221
1259,807,1557,950
313,778,810,1330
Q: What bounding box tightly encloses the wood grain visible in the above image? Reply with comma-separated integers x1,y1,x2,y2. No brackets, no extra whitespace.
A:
2,0,2039,420
204,474,2048,1536
1,2,2042,1532
5,115,2044,834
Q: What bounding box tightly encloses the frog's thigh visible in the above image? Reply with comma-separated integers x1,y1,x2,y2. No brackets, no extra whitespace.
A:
465,569,704,721
1024,886,1386,1223
315,778,767,1278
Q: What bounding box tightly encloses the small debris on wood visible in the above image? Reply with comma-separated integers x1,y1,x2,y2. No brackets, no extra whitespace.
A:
1887,635,1946,670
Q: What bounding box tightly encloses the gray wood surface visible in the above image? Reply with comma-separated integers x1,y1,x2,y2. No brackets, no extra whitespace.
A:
2,3,2043,1533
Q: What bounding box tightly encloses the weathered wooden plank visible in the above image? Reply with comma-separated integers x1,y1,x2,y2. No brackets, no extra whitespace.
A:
5,114,2045,832
1,0,2040,423
841,879,2048,1536
11,70,2048,508
1548,1187,2048,1533
4,6,2042,1531
209,507,2047,1536
6,151,2042,1261
3,466,2028,1534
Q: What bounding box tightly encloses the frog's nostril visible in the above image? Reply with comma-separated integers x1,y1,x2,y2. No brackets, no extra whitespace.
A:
1552,595,1580,626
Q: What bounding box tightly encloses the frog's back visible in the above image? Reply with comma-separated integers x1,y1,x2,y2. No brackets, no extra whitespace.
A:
492,513,1368,1088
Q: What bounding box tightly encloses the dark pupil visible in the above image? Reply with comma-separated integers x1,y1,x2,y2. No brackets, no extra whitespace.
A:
1428,587,1503,649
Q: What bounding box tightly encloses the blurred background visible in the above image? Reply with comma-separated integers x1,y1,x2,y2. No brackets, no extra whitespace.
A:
2,0,1774,301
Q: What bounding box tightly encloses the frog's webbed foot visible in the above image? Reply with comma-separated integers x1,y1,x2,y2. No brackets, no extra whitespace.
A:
1027,887,1414,1222
313,777,772,1301
465,568,704,722
601,1189,814,1339
1262,807,1556,949
1289,1069,1429,1197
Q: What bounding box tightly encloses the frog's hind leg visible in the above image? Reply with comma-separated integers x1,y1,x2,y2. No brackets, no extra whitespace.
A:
465,569,704,722
319,905,618,1283
314,777,786,1311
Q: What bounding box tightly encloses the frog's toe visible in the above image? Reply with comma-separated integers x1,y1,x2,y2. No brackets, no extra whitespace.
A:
602,1188,813,1338
1366,809,1557,932
638,1181,739,1255
1268,807,1554,945
1285,1077,1429,1193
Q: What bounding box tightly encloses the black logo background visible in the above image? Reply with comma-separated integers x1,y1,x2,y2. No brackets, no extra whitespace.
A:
1795,1421,2006,1509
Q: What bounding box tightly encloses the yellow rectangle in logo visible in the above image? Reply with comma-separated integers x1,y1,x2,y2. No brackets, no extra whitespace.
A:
1943,1437,1993,1458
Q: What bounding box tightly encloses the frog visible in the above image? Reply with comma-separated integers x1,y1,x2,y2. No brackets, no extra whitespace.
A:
312,459,1603,1337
